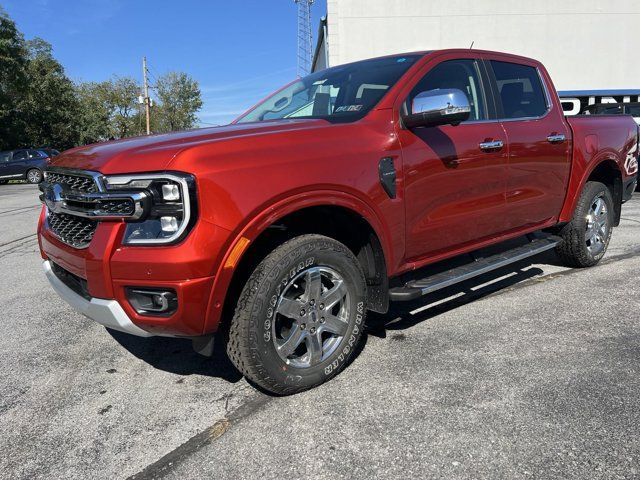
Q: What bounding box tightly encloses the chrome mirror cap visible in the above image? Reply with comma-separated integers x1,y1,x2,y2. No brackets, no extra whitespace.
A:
404,88,471,128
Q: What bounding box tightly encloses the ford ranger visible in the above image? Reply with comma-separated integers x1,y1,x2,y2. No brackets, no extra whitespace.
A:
38,49,639,394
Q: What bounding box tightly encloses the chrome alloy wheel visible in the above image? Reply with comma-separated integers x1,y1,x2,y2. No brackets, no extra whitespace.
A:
585,194,609,255
273,266,350,368
27,169,42,184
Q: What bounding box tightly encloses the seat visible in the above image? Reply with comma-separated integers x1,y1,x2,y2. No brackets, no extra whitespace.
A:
500,83,527,118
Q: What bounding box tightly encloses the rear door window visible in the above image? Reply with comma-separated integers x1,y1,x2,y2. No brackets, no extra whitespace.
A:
490,61,548,119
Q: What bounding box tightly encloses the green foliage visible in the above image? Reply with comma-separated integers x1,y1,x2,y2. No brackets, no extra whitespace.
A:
102,76,145,139
0,9,203,152
21,37,80,150
75,81,112,145
0,8,28,150
155,72,203,133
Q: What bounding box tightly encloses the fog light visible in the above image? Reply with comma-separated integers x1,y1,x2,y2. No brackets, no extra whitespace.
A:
160,216,178,233
162,184,180,201
126,288,178,316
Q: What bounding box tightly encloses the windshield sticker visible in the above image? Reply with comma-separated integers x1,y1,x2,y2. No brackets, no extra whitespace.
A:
335,105,363,113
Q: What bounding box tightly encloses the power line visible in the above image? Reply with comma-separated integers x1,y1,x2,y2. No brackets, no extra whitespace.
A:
146,69,160,89
147,63,162,82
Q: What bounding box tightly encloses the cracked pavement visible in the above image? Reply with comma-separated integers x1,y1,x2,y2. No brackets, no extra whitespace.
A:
1,183,639,479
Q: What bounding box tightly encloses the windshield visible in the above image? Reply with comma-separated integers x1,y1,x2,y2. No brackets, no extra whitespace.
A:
235,54,421,124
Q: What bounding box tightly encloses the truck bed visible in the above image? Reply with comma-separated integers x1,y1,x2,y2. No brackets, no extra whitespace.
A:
559,114,639,223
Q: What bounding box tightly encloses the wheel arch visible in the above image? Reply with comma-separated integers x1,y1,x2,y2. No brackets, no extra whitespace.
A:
203,192,393,334
560,155,624,226
583,157,623,226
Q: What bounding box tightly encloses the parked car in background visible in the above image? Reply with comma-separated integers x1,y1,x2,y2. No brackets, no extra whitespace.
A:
37,147,61,158
0,149,50,184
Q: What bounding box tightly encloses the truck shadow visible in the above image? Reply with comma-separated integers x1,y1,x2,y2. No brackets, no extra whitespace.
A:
107,329,243,383
366,250,559,337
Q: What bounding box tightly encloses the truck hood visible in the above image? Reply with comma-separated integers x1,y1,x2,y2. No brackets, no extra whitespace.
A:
52,119,328,175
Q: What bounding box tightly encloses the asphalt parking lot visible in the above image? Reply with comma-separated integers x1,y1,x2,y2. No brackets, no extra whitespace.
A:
1,182,639,479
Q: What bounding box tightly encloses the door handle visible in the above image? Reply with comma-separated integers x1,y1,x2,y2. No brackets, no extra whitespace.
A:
479,140,504,151
547,133,566,144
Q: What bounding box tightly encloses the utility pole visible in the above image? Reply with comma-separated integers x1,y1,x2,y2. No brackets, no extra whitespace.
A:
142,57,151,135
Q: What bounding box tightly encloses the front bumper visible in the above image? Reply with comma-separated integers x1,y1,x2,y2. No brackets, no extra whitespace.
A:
38,202,228,336
43,260,153,337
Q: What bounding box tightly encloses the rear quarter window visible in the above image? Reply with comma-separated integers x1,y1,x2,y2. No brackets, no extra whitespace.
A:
28,150,45,158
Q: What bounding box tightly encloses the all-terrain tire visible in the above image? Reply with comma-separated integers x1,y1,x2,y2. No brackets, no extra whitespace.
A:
555,181,614,268
227,234,367,395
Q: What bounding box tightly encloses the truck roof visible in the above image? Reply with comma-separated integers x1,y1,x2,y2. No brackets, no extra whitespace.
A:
339,48,544,69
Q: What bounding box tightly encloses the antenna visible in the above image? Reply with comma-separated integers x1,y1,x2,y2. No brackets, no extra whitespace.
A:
469,41,475,49
294,0,314,77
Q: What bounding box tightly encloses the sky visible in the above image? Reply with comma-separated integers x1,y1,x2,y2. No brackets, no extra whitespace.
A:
2,0,327,126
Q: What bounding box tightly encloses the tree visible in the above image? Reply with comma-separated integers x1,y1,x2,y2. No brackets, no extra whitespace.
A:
155,72,202,132
0,8,28,150
20,38,80,150
75,81,112,145
101,76,145,139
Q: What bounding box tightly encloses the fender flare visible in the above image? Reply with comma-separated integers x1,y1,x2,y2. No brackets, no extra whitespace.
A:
202,190,393,333
559,153,623,223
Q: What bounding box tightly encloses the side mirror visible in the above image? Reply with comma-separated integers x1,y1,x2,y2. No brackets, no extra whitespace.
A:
403,88,471,128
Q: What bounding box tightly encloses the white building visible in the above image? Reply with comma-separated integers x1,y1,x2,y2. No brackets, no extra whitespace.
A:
312,0,640,113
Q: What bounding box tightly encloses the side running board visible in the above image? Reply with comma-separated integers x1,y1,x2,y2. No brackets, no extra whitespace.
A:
389,235,561,302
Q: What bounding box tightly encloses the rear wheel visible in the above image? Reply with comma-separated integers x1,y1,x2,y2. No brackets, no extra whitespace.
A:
26,169,42,184
227,234,367,395
0,180,7,185
555,181,614,268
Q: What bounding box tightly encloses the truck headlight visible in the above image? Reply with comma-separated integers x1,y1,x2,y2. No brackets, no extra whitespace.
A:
104,172,197,245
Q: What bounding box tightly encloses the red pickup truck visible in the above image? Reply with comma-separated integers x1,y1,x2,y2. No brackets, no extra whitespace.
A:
38,49,638,394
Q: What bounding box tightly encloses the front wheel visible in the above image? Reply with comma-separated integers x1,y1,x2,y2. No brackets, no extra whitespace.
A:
227,234,367,395
555,181,614,268
26,169,43,184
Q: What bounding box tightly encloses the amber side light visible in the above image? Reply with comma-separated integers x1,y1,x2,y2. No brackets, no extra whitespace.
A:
224,237,250,269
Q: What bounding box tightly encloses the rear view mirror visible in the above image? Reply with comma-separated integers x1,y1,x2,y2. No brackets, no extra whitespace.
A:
403,88,471,128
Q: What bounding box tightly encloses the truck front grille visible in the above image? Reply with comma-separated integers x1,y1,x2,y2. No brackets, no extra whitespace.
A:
47,211,98,249
44,171,98,194
95,199,135,215
43,169,102,249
